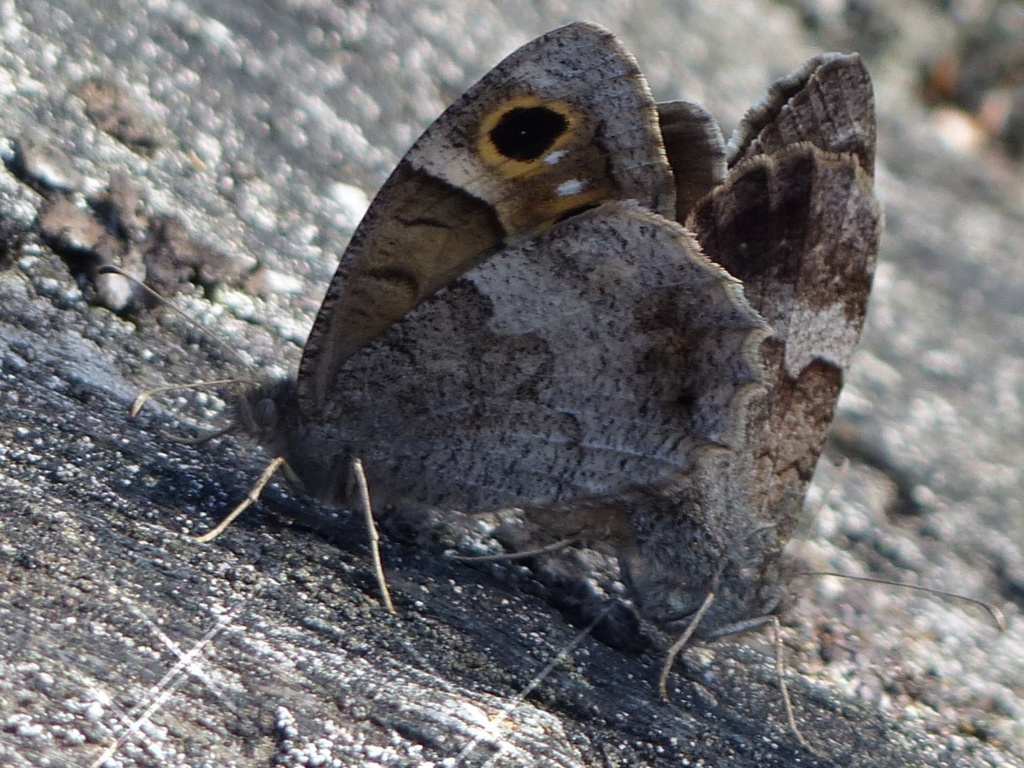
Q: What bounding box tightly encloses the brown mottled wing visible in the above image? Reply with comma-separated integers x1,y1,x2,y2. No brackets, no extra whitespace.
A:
726,52,876,171
656,100,727,223
688,53,880,546
296,22,676,416
316,200,767,514
612,54,879,634
692,146,878,547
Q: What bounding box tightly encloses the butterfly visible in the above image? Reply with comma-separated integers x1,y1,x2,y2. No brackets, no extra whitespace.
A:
220,22,878,661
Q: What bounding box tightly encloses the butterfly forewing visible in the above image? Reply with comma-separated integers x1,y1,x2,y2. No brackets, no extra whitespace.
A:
297,22,677,415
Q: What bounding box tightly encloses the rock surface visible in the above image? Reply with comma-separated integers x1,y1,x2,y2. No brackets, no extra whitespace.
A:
1,1,1022,766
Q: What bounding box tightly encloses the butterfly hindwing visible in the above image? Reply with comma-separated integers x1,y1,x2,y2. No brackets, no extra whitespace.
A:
610,54,879,633
326,200,767,512
726,52,876,171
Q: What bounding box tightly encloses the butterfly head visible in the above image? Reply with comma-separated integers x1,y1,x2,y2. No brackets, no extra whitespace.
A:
235,377,300,453
235,377,355,507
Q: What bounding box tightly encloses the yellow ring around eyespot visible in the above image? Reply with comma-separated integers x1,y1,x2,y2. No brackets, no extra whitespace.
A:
476,95,578,179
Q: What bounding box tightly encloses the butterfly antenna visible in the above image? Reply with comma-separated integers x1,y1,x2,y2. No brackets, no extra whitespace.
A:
793,571,1007,631
351,458,396,614
100,264,263,417
97,264,252,371
130,379,245,417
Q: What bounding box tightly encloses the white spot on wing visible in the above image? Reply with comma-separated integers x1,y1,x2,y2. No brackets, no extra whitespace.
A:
544,150,567,165
784,301,859,375
555,179,586,197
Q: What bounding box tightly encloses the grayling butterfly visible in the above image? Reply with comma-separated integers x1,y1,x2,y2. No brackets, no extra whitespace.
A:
229,26,877,651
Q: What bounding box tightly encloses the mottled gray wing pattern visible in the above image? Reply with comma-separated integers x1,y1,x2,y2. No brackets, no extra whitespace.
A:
323,200,767,513
599,55,880,634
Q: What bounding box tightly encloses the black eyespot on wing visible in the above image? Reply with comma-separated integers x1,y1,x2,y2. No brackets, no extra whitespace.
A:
488,106,569,161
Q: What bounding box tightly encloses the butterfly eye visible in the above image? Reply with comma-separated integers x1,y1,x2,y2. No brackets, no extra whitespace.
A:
253,397,278,429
